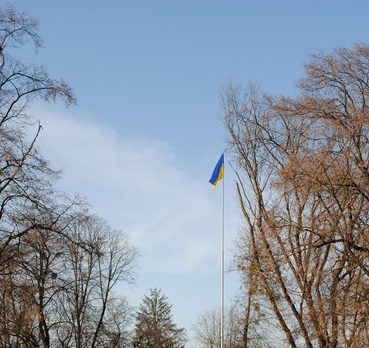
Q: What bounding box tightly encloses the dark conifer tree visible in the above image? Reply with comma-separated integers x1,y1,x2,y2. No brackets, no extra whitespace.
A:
133,288,186,348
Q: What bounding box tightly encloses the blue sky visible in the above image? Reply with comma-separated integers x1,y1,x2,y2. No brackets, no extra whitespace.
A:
10,1,369,346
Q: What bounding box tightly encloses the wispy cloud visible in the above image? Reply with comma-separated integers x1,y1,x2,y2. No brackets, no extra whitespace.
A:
35,106,222,276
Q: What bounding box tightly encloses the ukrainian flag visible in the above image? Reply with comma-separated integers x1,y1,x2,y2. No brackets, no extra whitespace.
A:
209,153,224,189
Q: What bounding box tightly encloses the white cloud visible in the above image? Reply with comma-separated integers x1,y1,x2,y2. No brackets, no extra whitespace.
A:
35,106,221,276
31,105,242,342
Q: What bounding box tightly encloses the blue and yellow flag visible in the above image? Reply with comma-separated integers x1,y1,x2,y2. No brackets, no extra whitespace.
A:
209,153,224,189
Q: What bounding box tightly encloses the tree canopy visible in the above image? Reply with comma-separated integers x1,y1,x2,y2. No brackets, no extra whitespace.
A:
0,6,137,347
221,43,369,347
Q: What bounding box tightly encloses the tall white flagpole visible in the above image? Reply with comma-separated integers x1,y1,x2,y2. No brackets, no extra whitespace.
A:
209,153,225,348
221,164,225,348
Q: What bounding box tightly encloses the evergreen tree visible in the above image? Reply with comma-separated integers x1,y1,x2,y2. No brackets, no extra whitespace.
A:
133,288,186,348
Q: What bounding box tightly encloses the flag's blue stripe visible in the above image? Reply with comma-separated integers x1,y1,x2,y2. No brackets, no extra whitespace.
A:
209,153,224,185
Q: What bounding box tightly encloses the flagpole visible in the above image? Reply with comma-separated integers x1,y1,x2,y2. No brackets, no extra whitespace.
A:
221,163,225,348
208,153,225,348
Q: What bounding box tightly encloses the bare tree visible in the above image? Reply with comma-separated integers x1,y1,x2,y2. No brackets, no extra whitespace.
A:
222,44,369,347
54,215,137,348
0,205,137,348
193,307,219,348
0,4,76,265
193,301,274,348
0,5,78,346
0,6,138,348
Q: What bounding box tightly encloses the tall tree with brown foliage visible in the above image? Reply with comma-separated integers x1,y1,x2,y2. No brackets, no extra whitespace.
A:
222,44,369,347
0,6,138,347
0,5,77,346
